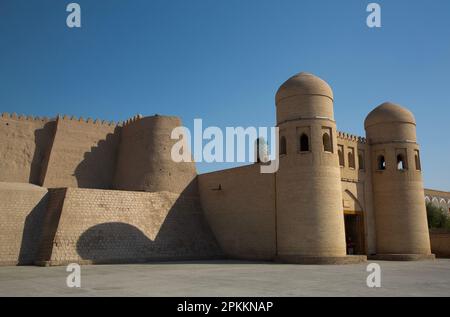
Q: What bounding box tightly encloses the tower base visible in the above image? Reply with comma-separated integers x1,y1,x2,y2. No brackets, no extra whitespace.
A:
275,255,367,265
368,254,435,261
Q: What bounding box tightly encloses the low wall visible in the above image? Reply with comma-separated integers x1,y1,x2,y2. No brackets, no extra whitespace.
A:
0,182,49,265
37,188,222,266
430,229,450,258
198,164,276,261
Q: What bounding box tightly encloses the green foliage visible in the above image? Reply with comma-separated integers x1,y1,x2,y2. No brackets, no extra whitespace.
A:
426,202,450,229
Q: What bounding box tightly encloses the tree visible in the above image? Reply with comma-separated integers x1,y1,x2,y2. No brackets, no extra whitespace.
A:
426,202,450,230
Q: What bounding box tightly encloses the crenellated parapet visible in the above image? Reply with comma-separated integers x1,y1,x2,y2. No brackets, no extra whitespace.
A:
337,131,367,144
2,112,147,128
56,114,118,127
121,114,144,127
1,112,53,123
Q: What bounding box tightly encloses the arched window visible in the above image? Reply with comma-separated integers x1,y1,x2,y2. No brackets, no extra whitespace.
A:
338,145,344,167
323,133,332,152
377,155,386,170
414,150,421,171
280,136,287,155
358,151,365,170
299,134,309,152
348,152,355,169
397,154,407,170
348,147,355,169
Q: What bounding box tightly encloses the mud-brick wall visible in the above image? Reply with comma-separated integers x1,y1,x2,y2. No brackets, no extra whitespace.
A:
198,164,276,261
41,116,121,189
0,182,49,265
430,229,450,258
0,114,55,185
38,188,222,266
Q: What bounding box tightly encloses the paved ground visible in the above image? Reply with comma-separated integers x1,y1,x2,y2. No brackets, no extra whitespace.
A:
0,259,449,296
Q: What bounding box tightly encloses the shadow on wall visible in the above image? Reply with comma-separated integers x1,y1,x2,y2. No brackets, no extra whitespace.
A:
74,129,121,189
30,122,55,186
75,180,223,264
18,194,49,265
77,223,154,262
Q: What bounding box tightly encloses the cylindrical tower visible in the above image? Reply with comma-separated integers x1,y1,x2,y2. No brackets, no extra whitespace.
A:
114,115,198,195
365,102,433,260
275,72,365,264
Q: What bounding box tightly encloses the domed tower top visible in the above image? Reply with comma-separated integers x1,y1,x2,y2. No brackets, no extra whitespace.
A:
364,102,415,128
275,72,335,124
364,102,417,143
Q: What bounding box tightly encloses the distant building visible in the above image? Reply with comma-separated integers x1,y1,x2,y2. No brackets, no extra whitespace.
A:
425,189,450,213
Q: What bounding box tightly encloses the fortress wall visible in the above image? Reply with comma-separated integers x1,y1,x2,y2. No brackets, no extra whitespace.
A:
35,188,67,265
430,229,450,258
198,164,276,261
0,182,49,266
37,188,222,266
337,132,368,182
114,115,197,194
41,116,121,189
0,114,55,185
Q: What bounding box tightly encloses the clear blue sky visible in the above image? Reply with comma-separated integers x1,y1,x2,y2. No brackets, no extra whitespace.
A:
1,0,449,190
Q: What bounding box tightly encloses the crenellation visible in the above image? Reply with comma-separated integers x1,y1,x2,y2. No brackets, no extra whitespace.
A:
52,114,120,127
336,131,367,144
121,114,145,128
337,130,365,143
1,112,53,124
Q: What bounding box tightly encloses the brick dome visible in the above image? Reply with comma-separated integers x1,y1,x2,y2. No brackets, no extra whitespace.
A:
365,102,416,129
275,72,333,104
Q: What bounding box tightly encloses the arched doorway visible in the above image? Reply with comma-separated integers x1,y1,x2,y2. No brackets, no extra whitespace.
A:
342,189,366,255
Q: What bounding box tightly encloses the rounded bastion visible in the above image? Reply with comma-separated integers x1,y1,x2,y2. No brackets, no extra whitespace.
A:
365,102,433,259
275,72,363,264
